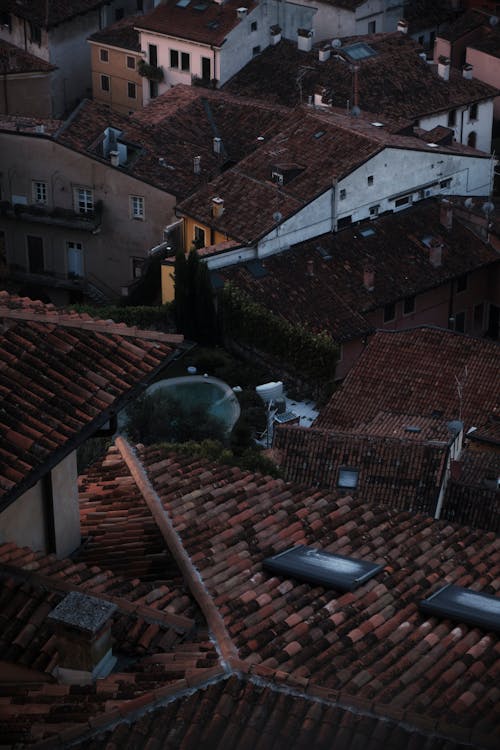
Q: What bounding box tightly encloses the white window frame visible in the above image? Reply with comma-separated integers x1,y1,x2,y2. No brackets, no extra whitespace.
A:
67,240,84,278
32,180,47,205
130,195,145,220
74,187,94,214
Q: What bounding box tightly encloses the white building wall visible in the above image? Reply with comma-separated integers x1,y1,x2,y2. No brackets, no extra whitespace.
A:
257,190,333,257
288,0,403,42
419,99,494,154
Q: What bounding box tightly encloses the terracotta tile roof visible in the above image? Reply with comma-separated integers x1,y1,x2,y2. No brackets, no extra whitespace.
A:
316,327,500,433
79,674,477,750
87,14,142,52
437,9,490,43
53,89,285,200
0,40,55,74
404,0,458,35
134,0,257,48
468,26,500,60
0,293,179,509
215,199,499,342
223,36,498,118
3,0,108,28
443,447,500,532
0,114,62,135
1,438,499,747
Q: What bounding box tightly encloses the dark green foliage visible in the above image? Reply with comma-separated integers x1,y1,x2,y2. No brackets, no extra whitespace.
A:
70,303,174,329
174,249,218,344
187,347,272,388
125,391,226,445
159,439,282,478
222,284,338,389
77,436,112,473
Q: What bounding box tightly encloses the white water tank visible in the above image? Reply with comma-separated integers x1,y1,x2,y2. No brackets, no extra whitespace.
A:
256,381,283,402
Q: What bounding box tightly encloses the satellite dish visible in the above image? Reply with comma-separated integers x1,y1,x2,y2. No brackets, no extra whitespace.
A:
490,15,498,26
482,201,495,214
332,38,342,48
464,197,473,208
273,211,283,223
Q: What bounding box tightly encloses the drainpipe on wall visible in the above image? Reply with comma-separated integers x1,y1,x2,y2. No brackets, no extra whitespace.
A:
331,179,337,232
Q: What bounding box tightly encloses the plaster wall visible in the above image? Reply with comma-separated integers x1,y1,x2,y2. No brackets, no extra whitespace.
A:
419,98,494,153
51,452,81,557
466,48,500,120
0,133,176,297
90,42,143,114
0,482,47,552
0,73,53,117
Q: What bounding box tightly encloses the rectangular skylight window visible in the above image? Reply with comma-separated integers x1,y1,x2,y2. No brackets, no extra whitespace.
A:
338,467,359,488
419,584,500,633
176,0,190,6
343,42,377,60
263,545,383,591
359,227,375,238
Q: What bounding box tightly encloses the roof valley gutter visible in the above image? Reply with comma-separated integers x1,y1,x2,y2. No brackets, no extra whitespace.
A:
115,437,240,668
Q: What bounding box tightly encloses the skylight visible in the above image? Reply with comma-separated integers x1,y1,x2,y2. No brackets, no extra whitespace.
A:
263,545,383,591
359,227,375,238
343,42,377,60
176,0,191,6
419,584,500,633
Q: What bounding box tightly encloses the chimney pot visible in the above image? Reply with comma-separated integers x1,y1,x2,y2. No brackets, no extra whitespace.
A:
213,136,222,154
110,150,119,167
193,155,201,174
363,266,375,291
462,63,473,79
428,241,443,267
212,196,224,218
440,198,453,230
397,19,409,34
306,258,314,276
438,56,451,81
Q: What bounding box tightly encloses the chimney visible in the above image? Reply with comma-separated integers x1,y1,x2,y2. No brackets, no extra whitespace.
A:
306,258,314,276
213,136,222,155
319,45,331,62
237,7,247,20
297,28,313,52
428,238,443,267
397,19,409,34
193,155,201,174
440,198,453,230
270,25,281,45
212,196,224,218
110,150,119,167
438,55,450,81
462,63,473,80
363,265,375,291
48,592,117,685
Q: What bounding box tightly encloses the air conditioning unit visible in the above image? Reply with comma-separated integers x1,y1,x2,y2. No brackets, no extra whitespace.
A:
424,188,432,198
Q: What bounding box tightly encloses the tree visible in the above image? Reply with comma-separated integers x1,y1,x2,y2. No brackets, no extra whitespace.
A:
174,248,218,344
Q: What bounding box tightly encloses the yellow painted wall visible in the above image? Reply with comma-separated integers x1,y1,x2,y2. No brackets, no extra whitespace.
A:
161,260,175,304
90,42,143,114
182,216,229,251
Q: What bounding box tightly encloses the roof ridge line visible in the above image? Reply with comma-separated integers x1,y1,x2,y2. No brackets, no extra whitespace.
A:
0,562,195,632
115,437,240,666
0,307,183,344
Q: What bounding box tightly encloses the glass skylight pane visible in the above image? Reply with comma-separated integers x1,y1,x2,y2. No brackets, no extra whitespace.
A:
338,468,358,488
263,546,383,591
419,584,500,633
176,0,191,6
343,43,376,60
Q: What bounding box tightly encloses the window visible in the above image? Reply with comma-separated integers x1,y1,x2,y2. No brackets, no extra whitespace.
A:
127,81,136,99
130,195,144,220
367,175,374,186
418,35,424,46
440,178,451,189
337,215,352,229
467,131,477,148
448,109,456,127
67,241,84,278
0,13,11,31
126,55,136,69
338,467,359,489
137,0,143,10
469,103,478,121
395,195,410,208
419,584,500,634
474,303,484,329
32,181,47,204
252,45,261,56
149,80,158,99
456,273,468,293
194,226,206,248
263,545,383,592
454,311,466,332
132,257,144,279
27,235,44,273
368,21,376,34
403,295,415,315
201,56,211,80
181,52,190,71
149,44,158,67
29,23,41,45
115,8,124,21
74,187,94,214
100,48,109,63
384,302,396,322
369,205,379,217
100,74,110,92
339,188,346,200
170,49,179,68
251,21,257,32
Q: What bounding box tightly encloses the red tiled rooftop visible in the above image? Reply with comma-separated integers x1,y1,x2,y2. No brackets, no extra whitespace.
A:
134,0,257,47
0,293,180,508
3,0,108,28
0,40,55,74
87,14,142,52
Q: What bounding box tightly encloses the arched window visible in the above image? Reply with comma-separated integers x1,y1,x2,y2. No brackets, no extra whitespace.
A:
467,131,477,148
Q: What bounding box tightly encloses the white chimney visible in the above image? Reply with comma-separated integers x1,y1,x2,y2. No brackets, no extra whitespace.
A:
440,198,453,230
237,7,247,20
397,19,409,34
428,238,443,267
270,25,281,45
463,63,473,79
319,45,331,62
110,150,119,167
213,136,222,154
297,28,313,52
194,155,201,174
212,196,224,218
438,56,450,81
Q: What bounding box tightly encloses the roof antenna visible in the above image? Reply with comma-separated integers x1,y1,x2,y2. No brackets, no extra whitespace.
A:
454,366,467,422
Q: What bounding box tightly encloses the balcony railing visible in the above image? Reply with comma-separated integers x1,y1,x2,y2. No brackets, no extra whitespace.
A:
0,200,103,232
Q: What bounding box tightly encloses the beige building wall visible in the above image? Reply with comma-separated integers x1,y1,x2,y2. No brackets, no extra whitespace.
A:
0,132,177,300
89,41,143,115
0,73,53,117
0,482,48,552
51,452,81,558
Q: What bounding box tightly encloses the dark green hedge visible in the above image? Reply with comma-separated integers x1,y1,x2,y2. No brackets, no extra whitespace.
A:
70,303,173,329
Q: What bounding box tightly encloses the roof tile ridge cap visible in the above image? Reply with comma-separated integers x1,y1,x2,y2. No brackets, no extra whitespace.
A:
115,437,239,667
0,561,192,631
